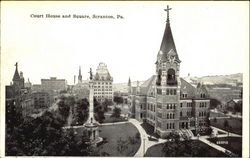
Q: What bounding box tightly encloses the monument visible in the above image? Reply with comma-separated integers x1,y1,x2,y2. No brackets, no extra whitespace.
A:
84,68,102,145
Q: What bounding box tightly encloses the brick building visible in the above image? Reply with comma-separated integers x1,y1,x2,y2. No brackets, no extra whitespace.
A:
128,6,210,138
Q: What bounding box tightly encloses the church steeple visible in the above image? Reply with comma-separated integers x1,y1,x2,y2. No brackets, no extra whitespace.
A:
156,6,180,87
158,5,180,63
78,66,82,83
13,62,20,81
128,77,131,86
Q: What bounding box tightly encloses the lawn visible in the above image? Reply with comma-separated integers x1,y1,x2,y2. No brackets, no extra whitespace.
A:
207,137,242,156
98,122,141,156
210,117,242,135
102,115,127,123
145,140,228,157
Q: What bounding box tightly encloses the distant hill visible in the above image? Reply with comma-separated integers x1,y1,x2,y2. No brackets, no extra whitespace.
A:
183,73,243,86
113,73,243,93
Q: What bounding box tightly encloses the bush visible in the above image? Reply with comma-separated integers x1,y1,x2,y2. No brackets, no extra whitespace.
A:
111,107,121,118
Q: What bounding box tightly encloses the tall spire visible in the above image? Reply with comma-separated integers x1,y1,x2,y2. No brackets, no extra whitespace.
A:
128,77,131,86
158,5,180,62
13,62,20,81
78,66,82,83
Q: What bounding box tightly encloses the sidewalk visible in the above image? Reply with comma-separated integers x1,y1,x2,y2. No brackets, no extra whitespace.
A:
211,126,242,137
129,119,167,157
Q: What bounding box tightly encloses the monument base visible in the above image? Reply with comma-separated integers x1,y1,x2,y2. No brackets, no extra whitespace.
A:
84,122,102,146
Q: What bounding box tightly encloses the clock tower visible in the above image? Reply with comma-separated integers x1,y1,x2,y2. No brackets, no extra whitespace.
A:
155,5,182,137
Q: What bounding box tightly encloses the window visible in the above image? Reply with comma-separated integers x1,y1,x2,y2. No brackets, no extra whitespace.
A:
180,103,183,107
157,89,162,95
166,89,169,95
170,89,173,95
167,69,177,85
156,69,162,86
180,111,182,117
170,104,172,109
167,113,169,119
173,89,176,95
167,104,169,109
167,123,169,129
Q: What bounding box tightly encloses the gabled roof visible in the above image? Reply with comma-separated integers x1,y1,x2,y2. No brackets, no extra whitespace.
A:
140,75,156,95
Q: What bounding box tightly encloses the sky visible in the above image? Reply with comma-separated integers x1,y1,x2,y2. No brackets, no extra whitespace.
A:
1,1,249,85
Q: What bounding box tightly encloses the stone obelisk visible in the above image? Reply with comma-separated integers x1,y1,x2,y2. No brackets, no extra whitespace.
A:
84,68,101,145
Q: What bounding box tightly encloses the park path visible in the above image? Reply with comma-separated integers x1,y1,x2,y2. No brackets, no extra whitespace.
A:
129,118,242,157
129,119,167,157
191,126,242,156
211,126,241,137
63,120,129,129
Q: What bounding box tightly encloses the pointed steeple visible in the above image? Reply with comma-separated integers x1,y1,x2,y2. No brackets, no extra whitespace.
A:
158,5,180,62
78,66,82,83
128,77,131,86
13,62,20,81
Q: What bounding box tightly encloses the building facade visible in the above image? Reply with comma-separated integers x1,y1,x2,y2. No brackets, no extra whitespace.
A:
6,63,34,125
32,92,50,109
128,6,210,138
93,62,113,102
41,77,67,92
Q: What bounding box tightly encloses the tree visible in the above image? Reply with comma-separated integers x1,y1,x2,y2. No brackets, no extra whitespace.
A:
72,98,89,125
111,107,121,118
114,96,123,104
210,98,221,109
102,99,113,112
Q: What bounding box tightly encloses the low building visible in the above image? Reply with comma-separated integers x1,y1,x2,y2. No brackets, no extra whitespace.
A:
32,92,50,109
226,99,242,113
41,77,67,93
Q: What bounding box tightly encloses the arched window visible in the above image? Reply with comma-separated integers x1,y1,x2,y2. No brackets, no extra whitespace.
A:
167,69,177,85
156,69,162,86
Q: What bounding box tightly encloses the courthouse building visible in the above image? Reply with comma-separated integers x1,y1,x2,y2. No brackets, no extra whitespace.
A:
128,6,210,138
